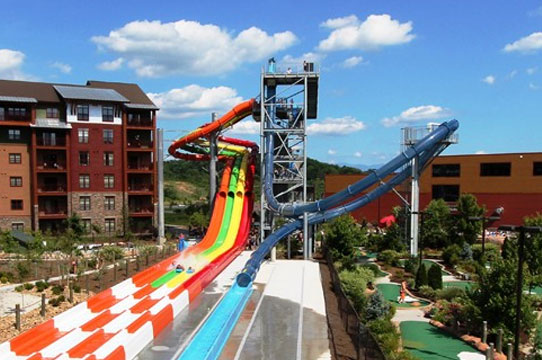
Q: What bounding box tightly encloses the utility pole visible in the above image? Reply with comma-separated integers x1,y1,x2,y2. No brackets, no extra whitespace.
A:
209,113,218,215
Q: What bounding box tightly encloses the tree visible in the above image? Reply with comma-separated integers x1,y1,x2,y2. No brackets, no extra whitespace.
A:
415,264,428,288
524,214,542,293
323,214,364,268
427,263,443,289
366,290,392,321
452,194,484,245
423,199,452,249
531,320,542,360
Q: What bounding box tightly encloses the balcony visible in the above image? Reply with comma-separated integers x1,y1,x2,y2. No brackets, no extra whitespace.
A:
37,174,67,195
128,153,153,171
127,139,153,150
36,152,67,172
128,183,153,193
127,113,153,128
37,184,67,194
38,198,67,219
0,107,32,124
36,136,66,148
129,196,154,216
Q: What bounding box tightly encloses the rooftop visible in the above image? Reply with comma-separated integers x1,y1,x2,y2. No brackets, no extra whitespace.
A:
53,85,129,102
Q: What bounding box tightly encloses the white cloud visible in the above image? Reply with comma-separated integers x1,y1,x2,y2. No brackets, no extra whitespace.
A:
147,84,244,119
328,149,337,155
320,15,360,29
354,151,362,158
527,67,538,75
381,105,451,127
342,56,363,68
98,58,124,71
281,52,324,69
92,20,297,77
0,49,34,80
307,116,366,135
475,150,487,155
504,32,542,53
229,120,259,135
482,75,496,85
529,82,540,90
507,70,518,79
51,61,72,74
318,14,415,51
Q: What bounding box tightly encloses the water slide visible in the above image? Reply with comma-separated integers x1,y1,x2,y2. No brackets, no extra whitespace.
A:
0,101,257,360
177,114,459,359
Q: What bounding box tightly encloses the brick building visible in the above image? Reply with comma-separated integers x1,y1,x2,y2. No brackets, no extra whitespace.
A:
325,152,542,226
0,79,158,237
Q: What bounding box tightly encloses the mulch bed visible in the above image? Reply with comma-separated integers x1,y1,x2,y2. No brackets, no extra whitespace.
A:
315,253,358,360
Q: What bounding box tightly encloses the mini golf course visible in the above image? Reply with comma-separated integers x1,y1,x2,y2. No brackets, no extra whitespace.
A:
376,283,430,308
422,259,450,275
400,321,483,360
443,281,475,291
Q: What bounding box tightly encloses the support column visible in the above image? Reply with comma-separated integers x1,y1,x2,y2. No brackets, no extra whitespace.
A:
157,128,165,244
410,156,420,256
303,212,309,260
209,113,218,215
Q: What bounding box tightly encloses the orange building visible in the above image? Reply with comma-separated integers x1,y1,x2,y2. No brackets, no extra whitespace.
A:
325,152,542,226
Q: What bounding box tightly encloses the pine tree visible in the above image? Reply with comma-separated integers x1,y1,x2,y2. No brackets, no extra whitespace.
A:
427,263,443,289
415,263,428,288
366,290,391,321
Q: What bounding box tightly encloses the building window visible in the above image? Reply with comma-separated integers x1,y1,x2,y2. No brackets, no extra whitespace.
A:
79,151,90,166
46,108,59,118
79,174,90,189
103,129,113,144
79,196,91,211
7,108,27,120
82,219,91,232
8,129,21,140
9,153,21,164
104,175,115,189
11,223,24,231
78,128,89,144
432,164,460,177
0,107,4,120
11,200,23,210
104,196,115,211
480,162,511,176
534,162,542,176
42,132,56,146
105,218,115,233
103,152,114,166
102,106,114,122
10,177,22,187
432,185,460,202
77,105,89,121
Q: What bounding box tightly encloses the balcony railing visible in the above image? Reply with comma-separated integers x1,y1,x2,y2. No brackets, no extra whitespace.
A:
129,206,153,214
127,116,153,127
127,140,153,149
37,138,66,147
128,162,153,170
37,185,67,193
37,162,67,171
38,208,68,216
128,184,153,192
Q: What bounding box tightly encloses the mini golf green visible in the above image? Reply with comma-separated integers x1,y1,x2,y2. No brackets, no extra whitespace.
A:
376,283,429,308
400,321,482,360
443,281,475,291
527,286,542,295
422,259,450,275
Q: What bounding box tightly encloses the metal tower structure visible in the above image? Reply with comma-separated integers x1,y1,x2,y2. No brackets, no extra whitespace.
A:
257,60,319,260
401,123,459,256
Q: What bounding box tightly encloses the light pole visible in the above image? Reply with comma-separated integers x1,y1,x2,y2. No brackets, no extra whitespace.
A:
469,207,503,257
498,225,542,359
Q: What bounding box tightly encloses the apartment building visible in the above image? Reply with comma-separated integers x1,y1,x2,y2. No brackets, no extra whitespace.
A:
0,79,158,237
325,152,542,226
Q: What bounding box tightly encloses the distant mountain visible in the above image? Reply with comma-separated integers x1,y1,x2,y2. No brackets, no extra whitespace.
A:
337,162,384,171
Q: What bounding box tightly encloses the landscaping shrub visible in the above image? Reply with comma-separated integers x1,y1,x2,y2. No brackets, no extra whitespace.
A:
377,250,401,267
339,266,374,313
14,285,23,292
15,262,30,281
49,295,66,307
367,318,401,359
23,283,34,291
404,256,418,275
365,290,392,321
52,284,64,295
360,263,381,277
418,285,437,301
460,242,473,260
73,284,81,293
415,264,428,288
0,276,7,284
436,287,465,301
472,243,500,263
0,271,14,283
442,244,461,266
427,263,443,289
35,281,49,292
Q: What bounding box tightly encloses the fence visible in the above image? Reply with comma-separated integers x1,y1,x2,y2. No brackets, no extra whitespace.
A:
325,248,388,360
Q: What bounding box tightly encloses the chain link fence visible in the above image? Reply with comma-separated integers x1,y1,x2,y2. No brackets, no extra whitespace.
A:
324,248,388,360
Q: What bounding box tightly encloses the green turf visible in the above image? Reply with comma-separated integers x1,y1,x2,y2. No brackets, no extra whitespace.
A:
422,260,450,275
527,286,542,295
376,283,429,308
400,321,481,360
443,281,475,291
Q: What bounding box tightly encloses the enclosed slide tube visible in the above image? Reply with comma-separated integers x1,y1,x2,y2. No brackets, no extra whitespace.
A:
264,120,458,217
177,120,458,359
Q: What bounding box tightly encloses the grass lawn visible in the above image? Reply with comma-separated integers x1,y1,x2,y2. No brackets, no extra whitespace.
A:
400,321,482,360
376,283,429,308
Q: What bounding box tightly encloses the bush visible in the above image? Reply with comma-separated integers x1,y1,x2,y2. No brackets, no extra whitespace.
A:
339,266,374,313
404,256,418,275
472,243,500,263
52,284,64,295
73,284,81,293
15,262,30,281
14,285,23,292
442,244,461,266
0,276,7,284
366,290,392,321
460,242,473,260
418,285,437,301
377,250,401,267
367,318,401,359
23,283,34,291
436,287,465,301
360,263,382,278
99,245,124,262
35,281,49,292
428,264,443,289
49,295,66,307
415,264,428,288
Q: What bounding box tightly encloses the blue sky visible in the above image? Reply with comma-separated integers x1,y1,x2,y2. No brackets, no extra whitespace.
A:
1,0,542,165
